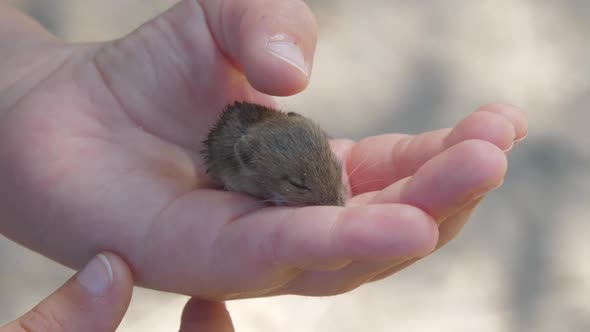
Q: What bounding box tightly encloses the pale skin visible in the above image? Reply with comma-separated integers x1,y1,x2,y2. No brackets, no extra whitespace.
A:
0,0,528,330
2,252,235,331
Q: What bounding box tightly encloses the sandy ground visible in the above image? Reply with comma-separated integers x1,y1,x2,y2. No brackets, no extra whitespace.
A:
2,1,590,331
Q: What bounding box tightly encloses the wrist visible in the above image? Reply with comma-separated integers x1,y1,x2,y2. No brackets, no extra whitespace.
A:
0,4,72,116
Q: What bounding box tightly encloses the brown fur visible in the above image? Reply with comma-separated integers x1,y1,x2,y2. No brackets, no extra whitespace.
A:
202,102,345,206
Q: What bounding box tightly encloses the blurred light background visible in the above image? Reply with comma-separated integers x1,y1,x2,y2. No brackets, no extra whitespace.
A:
2,0,590,331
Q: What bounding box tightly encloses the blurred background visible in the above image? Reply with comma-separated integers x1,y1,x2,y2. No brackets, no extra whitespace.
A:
2,0,589,331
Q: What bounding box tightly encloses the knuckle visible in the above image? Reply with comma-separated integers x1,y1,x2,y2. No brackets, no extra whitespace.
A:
17,306,66,332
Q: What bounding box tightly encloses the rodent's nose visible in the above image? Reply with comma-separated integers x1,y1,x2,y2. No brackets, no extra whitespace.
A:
336,194,345,207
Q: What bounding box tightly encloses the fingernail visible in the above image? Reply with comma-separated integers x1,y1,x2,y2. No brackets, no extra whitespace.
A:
265,33,307,75
76,254,113,297
490,179,504,191
514,130,528,143
503,141,514,153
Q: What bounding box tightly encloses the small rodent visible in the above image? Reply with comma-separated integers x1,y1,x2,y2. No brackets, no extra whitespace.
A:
202,102,346,206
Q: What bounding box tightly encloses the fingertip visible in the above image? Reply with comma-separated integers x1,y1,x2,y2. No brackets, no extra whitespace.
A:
180,298,234,332
465,139,508,183
97,252,134,302
201,0,318,96
378,139,507,221
76,252,134,326
242,37,312,95
476,103,529,141
243,44,309,97
446,109,516,151
442,140,508,193
336,204,439,259
98,252,134,286
76,252,133,302
76,254,114,297
240,20,317,96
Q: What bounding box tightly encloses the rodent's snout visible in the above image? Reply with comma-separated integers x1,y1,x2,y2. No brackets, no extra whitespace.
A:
328,187,347,207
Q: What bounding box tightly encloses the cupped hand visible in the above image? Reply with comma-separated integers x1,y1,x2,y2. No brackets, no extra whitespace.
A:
0,0,527,300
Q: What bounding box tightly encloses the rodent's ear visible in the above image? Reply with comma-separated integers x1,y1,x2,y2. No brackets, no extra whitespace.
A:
234,135,259,168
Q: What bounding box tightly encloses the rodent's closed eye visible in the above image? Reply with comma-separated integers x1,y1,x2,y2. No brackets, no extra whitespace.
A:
284,176,309,191
204,102,346,206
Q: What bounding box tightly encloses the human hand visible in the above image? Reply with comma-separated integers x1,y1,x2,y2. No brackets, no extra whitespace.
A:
1,253,132,332
1,252,234,332
0,0,528,301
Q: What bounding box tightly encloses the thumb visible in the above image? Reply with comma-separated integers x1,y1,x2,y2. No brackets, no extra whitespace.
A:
2,252,133,332
198,0,319,95
105,0,317,97
180,298,235,332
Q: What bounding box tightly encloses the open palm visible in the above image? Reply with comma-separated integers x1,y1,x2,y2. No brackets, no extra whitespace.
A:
0,0,527,300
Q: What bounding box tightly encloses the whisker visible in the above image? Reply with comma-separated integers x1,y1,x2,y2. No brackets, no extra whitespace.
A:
347,153,371,179
349,178,389,191
346,159,384,185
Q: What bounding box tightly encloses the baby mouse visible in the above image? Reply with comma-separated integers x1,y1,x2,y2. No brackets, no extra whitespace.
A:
202,102,346,206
